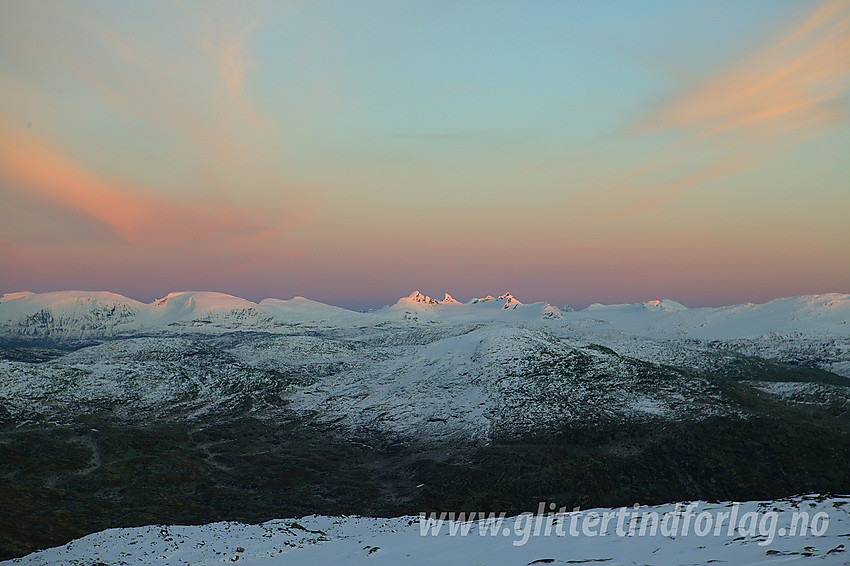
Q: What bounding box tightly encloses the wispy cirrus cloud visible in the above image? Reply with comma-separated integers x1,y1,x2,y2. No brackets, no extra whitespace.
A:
638,0,850,140
0,2,263,158
190,3,264,125
0,2,307,256
0,121,275,246
597,151,762,220
595,0,850,220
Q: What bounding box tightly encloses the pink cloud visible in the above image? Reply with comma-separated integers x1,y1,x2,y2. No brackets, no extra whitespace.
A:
638,0,850,139
0,122,278,246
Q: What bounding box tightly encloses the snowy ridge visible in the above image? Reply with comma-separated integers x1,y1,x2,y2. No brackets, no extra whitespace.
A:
0,291,35,303
286,325,739,441
4,316,847,441
0,290,848,341
7,495,850,566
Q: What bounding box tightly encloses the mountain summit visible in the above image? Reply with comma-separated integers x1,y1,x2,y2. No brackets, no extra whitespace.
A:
498,292,522,309
392,291,465,308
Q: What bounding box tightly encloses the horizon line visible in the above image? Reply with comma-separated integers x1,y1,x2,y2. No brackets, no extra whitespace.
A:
2,288,848,313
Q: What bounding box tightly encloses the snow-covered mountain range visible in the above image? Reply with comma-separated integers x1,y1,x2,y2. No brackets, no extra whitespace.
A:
3,290,850,561
2,290,848,341
1,290,849,440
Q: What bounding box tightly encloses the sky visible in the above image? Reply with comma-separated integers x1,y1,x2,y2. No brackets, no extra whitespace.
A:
1,0,848,309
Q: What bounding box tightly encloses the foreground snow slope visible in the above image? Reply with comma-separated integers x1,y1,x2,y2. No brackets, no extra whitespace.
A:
7,495,849,566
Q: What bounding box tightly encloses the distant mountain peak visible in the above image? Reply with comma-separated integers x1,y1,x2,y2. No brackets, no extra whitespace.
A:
406,291,431,303
393,290,439,309
437,293,461,305
468,293,524,308
394,291,464,308
642,299,688,312
498,292,522,309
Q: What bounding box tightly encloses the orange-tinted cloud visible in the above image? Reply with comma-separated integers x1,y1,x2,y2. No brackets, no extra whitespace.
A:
639,0,850,139
199,17,261,124
0,2,268,162
596,0,850,221
599,150,761,219
82,17,257,160
171,1,269,126
0,122,275,246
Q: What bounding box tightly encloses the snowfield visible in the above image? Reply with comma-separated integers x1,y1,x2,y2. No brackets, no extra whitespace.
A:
5,495,849,566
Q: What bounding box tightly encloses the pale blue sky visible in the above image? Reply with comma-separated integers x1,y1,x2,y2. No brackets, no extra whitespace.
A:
0,0,846,308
